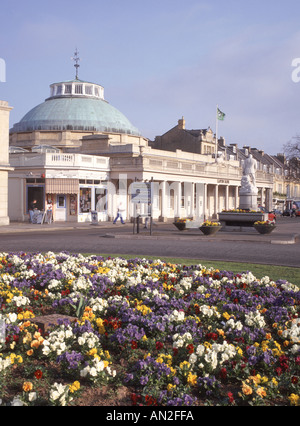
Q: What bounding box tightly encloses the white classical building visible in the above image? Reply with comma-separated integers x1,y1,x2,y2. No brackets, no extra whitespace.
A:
0,100,13,225
8,74,280,223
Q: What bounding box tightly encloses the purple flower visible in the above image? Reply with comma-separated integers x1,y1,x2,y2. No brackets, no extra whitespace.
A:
140,376,149,385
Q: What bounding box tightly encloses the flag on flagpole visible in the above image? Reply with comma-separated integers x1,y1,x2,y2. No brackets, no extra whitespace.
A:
217,107,226,121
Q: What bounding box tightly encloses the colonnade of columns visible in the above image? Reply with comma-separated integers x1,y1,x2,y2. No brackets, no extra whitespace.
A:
109,177,273,222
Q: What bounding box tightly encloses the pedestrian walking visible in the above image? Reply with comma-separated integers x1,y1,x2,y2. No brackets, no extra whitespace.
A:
113,201,126,224
291,203,297,218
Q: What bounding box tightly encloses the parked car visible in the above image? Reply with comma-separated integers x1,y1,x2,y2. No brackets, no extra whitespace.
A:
258,206,276,221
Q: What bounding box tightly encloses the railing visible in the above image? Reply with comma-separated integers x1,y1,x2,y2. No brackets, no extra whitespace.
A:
9,153,110,170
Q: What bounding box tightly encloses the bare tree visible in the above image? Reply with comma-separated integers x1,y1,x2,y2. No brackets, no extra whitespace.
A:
283,136,300,160
283,136,300,180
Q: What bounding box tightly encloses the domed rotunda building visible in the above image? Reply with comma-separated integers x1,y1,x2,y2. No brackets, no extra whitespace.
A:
8,75,148,223
10,77,143,151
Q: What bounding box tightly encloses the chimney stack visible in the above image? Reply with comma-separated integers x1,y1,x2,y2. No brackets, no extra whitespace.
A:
178,116,185,130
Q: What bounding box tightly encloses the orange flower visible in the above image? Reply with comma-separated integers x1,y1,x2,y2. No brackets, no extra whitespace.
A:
265,333,272,340
242,382,253,396
23,381,33,392
256,387,267,398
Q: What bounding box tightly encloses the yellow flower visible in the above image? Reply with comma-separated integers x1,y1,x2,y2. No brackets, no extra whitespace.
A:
288,394,300,406
87,348,97,357
69,381,80,393
271,378,278,387
23,381,33,392
169,367,176,377
250,374,261,385
223,312,231,320
96,318,106,335
187,372,197,386
237,347,243,356
167,384,176,392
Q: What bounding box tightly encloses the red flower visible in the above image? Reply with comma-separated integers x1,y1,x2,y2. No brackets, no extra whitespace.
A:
131,393,141,406
173,348,178,356
155,341,164,351
34,369,43,380
220,367,227,381
291,376,298,385
131,341,138,349
228,392,235,403
186,344,194,354
145,395,157,406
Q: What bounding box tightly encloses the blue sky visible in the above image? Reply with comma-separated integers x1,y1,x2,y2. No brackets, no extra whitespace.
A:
1,0,300,154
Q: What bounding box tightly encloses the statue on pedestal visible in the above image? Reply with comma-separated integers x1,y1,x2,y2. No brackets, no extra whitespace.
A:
239,154,258,210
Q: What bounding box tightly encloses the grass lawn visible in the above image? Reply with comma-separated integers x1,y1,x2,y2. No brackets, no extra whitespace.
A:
98,253,300,288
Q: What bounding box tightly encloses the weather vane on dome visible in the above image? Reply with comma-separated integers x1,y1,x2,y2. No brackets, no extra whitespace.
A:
71,48,81,80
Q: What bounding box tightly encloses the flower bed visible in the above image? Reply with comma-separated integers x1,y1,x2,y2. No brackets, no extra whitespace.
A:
173,218,192,231
254,220,276,235
0,252,299,406
199,221,222,236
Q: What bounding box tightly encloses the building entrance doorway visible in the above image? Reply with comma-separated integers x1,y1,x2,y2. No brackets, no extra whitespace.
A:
27,185,45,212
56,194,67,221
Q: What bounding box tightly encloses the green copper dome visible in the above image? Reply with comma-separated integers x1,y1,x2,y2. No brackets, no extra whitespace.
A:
11,79,141,136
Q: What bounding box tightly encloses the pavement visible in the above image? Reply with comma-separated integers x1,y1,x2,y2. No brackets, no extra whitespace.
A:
0,216,299,245
0,217,299,268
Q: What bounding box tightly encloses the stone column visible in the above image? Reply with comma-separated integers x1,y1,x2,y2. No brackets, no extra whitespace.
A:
214,185,219,218
159,180,168,222
234,186,239,209
203,183,208,220
175,181,182,219
225,185,229,211
0,100,13,225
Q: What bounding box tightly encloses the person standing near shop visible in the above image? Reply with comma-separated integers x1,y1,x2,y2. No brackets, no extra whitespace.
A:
46,199,53,224
29,199,37,223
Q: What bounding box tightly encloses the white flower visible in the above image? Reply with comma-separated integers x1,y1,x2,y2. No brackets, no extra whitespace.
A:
189,353,197,364
245,310,266,328
28,392,37,402
7,313,17,324
196,344,205,357
89,367,97,377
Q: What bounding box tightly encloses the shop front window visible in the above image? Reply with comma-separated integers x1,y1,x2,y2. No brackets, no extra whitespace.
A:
80,188,91,213
95,187,107,212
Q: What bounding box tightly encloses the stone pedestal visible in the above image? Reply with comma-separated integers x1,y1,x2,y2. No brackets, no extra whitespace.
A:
239,193,258,211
